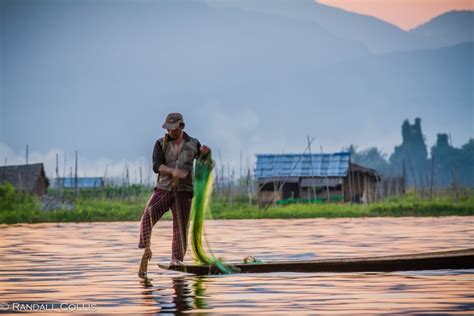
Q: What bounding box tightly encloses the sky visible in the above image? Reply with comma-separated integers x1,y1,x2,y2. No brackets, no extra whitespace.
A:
317,0,474,30
0,0,472,182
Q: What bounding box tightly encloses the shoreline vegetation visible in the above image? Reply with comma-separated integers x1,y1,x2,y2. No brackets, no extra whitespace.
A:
0,183,473,224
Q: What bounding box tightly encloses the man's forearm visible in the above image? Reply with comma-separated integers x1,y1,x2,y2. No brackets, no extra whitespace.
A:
158,164,175,176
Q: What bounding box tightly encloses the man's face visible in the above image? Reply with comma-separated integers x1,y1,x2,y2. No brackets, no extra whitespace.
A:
167,125,183,140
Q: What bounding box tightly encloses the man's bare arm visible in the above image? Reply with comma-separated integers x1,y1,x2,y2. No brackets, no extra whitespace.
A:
158,164,188,179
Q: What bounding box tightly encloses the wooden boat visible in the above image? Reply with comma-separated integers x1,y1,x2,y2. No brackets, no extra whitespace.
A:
158,248,474,275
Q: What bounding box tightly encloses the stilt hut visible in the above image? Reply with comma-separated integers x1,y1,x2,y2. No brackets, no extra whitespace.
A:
255,152,380,206
0,163,49,196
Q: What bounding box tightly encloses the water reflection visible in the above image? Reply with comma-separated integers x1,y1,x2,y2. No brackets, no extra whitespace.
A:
0,217,472,314
140,276,209,314
192,277,209,310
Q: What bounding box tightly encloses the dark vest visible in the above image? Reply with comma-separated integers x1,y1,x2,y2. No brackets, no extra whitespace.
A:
156,134,200,191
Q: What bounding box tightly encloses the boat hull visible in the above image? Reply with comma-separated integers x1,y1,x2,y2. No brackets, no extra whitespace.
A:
158,248,474,275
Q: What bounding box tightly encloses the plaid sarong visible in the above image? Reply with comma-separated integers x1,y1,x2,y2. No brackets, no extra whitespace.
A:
138,188,193,261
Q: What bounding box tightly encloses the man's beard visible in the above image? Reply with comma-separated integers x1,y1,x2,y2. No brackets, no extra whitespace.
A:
168,131,182,140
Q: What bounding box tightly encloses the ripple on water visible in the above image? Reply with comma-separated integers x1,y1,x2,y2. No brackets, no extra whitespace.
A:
0,217,473,314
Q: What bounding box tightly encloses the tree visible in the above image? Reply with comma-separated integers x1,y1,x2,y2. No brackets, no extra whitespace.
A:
389,118,429,185
342,145,390,175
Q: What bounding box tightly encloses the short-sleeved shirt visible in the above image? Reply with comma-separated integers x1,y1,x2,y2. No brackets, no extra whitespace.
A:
152,132,201,191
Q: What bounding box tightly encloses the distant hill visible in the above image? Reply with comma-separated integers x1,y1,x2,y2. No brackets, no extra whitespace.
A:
410,10,474,46
2,0,473,161
308,42,473,116
2,0,370,157
194,42,473,156
206,0,473,53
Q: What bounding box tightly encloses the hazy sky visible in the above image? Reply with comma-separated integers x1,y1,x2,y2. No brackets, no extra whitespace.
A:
0,0,472,181
317,0,474,30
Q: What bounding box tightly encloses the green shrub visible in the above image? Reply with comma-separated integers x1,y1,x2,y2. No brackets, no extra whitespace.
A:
0,187,472,224
0,183,39,213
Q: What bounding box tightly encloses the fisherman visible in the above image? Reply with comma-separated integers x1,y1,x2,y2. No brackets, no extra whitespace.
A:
138,112,209,277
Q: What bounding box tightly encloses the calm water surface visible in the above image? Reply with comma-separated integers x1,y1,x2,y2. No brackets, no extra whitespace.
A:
0,217,473,314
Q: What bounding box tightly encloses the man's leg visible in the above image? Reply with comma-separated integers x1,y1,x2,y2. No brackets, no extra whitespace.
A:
170,191,193,262
138,189,173,249
138,189,173,278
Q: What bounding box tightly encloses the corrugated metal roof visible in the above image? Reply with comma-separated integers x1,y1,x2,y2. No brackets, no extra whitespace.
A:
255,153,350,179
56,177,104,188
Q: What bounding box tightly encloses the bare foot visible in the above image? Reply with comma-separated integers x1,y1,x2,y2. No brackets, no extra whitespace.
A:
170,258,184,266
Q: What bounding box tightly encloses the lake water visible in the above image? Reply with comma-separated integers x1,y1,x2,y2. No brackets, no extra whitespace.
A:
0,217,473,314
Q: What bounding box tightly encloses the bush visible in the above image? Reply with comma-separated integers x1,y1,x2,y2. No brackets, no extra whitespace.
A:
0,182,16,211
0,183,39,213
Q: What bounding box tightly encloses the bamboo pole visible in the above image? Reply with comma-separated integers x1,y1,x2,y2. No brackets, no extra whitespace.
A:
139,161,143,185
348,163,353,203
451,163,461,202
247,168,252,206
430,155,435,201
320,145,330,202
419,172,425,198
356,171,362,203
104,164,109,187
25,144,29,192
74,150,78,196
407,156,417,196
56,153,60,197
307,135,317,201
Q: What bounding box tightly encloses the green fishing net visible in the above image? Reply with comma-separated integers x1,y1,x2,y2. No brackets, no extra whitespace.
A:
190,151,238,274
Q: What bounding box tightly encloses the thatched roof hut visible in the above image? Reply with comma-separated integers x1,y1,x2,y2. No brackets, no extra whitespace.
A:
0,163,49,196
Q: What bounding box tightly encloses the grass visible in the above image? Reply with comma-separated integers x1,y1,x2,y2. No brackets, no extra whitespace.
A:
209,196,474,219
0,183,473,224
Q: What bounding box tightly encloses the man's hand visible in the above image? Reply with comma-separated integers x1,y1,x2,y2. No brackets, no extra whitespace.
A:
200,145,210,155
171,168,188,179
159,164,188,179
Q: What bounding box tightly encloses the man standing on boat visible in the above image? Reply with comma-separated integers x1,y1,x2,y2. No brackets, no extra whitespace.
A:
138,112,209,277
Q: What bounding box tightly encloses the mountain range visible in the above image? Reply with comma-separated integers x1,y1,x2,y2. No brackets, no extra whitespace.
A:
207,0,474,53
1,0,472,168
